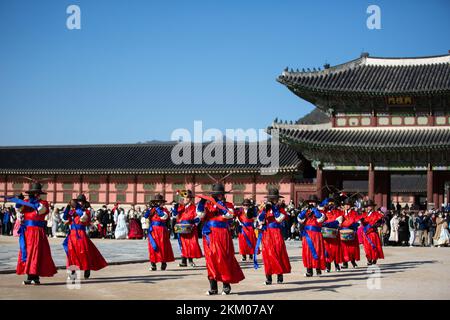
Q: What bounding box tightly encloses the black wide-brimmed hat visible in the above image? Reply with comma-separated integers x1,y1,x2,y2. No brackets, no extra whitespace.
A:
208,183,229,195
76,194,87,202
151,194,167,203
242,198,253,206
364,199,377,207
26,183,47,195
307,195,319,203
264,188,284,200
343,197,354,205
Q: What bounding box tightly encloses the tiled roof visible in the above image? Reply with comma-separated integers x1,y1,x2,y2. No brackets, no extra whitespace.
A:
278,53,450,95
0,142,301,175
274,126,450,152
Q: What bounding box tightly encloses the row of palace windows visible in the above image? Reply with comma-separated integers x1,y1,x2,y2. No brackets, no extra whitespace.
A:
38,192,255,204
9,183,281,192
335,116,450,127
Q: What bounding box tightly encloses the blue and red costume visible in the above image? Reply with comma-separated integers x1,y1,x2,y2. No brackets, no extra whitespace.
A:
63,205,108,271
15,199,57,277
255,205,291,276
235,207,258,256
340,208,361,263
361,210,384,263
144,206,175,263
171,203,203,259
323,208,344,265
298,207,326,270
197,200,245,284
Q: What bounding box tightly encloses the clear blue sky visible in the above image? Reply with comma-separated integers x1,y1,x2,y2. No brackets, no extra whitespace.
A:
1,0,449,146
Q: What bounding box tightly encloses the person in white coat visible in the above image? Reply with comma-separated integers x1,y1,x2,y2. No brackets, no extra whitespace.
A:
389,213,400,245
114,207,128,239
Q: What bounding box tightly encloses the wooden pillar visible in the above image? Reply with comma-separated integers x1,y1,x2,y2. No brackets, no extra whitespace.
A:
133,175,138,204
316,165,324,200
187,174,196,196
371,110,378,127
79,175,83,195
106,175,110,205
368,163,375,201
427,164,433,208
162,174,167,198
252,174,257,201
4,175,8,197
53,175,57,204
290,174,295,203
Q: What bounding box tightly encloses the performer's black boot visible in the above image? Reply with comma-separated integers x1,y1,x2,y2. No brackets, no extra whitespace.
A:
150,262,157,271
30,274,40,285
222,283,231,295
189,258,196,267
304,268,313,277
84,270,91,279
161,262,167,270
326,262,331,273
207,279,218,295
334,262,341,271
265,274,272,285
367,260,373,266
277,274,283,284
372,260,377,265
351,260,358,268
179,257,188,267
241,255,247,262
342,261,349,269
249,254,253,260
23,274,33,285
316,268,322,276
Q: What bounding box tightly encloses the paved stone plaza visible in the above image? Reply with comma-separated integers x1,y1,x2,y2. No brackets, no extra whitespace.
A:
0,235,449,300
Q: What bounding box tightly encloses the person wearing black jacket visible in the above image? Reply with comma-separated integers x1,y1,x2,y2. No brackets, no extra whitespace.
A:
398,213,410,246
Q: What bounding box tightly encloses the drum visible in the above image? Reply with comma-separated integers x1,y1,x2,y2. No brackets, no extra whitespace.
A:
174,223,193,234
340,229,355,241
321,227,338,239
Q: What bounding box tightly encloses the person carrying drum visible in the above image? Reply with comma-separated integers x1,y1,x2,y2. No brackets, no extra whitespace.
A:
322,197,344,272
297,195,326,277
340,197,361,269
171,190,202,267
144,194,175,271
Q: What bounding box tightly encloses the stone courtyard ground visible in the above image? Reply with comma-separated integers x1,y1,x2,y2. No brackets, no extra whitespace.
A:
0,235,449,299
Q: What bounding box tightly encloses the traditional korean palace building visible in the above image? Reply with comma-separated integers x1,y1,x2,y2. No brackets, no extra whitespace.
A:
1,52,450,209
271,52,450,209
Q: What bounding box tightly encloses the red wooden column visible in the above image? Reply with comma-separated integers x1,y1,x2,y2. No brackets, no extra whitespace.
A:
368,163,375,201
53,175,57,203
162,174,167,199
4,175,8,197
187,174,196,196
106,175,110,205
133,175,138,204
427,164,433,208
252,174,257,201
290,174,295,203
79,175,83,195
316,165,324,200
